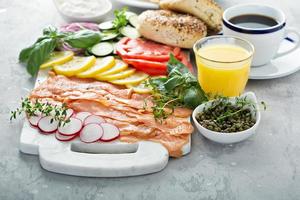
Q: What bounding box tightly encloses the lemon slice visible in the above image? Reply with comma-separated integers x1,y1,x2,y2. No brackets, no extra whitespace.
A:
126,81,152,94
76,56,115,78
40,51,74,69
97,68,136,81
110,71,149,85
95,59,128,77
54,56,96,77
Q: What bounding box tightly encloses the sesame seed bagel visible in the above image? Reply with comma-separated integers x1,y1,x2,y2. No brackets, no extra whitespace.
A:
160,0,223,32
137,10,207,49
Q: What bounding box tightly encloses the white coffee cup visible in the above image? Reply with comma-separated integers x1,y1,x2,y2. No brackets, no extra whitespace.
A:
223,4,300,66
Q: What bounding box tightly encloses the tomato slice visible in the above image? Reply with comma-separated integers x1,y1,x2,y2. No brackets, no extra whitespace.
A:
116,37,181,62
117,37,194,75
123,58,167,75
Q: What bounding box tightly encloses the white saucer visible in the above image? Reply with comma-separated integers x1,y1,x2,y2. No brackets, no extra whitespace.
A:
249,38,300,79
114,0,159,9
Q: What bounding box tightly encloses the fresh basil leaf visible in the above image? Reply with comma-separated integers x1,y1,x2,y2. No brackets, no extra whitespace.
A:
183,86,207,108
64,30,101,49
26,38,57,76
42,26,60,37
19,45,35,62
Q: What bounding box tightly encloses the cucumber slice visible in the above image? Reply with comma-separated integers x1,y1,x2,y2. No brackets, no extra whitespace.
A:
128,15,139,28
89,42,114,57
101,31,119,41
120,26,141,39
116,36,124,41
125,11,137,19
112,42,117,54
98,21,114,30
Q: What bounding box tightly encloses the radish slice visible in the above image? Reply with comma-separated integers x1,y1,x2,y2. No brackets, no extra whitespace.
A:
84,115,105,126
100,123,120,142
80,123,104,143
75,112,92,122
65,108,74,119
55,132,77,142
58,117,82,136
38,116,59,134
28,115,42,127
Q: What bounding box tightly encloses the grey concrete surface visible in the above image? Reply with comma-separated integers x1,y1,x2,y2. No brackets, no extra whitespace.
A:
0,0,300,199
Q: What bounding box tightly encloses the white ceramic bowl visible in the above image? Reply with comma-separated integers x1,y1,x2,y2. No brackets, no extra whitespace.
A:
114,0,159,9
53,0,112,23
192,92,261,144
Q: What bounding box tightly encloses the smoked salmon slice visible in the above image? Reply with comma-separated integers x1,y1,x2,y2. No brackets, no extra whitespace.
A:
30,74,194,157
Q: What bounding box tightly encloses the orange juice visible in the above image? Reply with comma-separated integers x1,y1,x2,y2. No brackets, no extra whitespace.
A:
195,44,252,97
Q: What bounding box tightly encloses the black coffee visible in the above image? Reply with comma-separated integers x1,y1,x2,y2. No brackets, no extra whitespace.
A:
229,14,278,29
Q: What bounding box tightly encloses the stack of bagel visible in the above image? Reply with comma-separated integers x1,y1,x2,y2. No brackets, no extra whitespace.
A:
137,0,223,48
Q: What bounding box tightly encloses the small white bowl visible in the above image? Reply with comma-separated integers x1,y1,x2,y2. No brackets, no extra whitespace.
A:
192,92,261,144
53,0,112,23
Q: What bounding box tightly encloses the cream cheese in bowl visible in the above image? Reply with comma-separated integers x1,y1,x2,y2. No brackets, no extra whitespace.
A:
54,0,112,22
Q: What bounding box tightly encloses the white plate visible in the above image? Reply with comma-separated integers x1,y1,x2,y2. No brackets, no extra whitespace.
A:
114,0,159,9
249,38,300,79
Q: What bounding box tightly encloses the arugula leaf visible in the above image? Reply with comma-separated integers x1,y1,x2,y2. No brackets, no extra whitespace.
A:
26,38,57,76
64,29,101,48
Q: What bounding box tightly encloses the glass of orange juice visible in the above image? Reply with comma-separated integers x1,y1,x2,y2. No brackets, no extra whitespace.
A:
193,36,254,97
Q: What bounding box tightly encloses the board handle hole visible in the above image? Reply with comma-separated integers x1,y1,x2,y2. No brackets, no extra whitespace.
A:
70,142,138,154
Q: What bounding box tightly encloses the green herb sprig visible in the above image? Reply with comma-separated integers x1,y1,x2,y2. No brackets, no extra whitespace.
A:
146,54,208,121
207,96,266,123
10,98,70,126
113,7,129,30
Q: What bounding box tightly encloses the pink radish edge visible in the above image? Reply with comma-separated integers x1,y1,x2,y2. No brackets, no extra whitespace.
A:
65,108,74,119
100,123,120,142
55,132,77,142
74,111,92,122
28,115,42,127
58,117,83,136
37,116,59,134
80,123,104,143
84,115,106,126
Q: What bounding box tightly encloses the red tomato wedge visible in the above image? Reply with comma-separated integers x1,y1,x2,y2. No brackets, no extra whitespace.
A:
116,37,181,62
116,37,193,75
123,58,167,75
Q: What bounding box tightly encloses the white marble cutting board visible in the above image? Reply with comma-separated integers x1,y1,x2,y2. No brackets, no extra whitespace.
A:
19,69,191,177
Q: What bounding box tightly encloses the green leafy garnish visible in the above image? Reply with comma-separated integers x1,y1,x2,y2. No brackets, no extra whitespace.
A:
26,38,57,76
10,97,70,126
146,54,208,121
19,26,101,77
113,7,129,30
64,29,101,48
